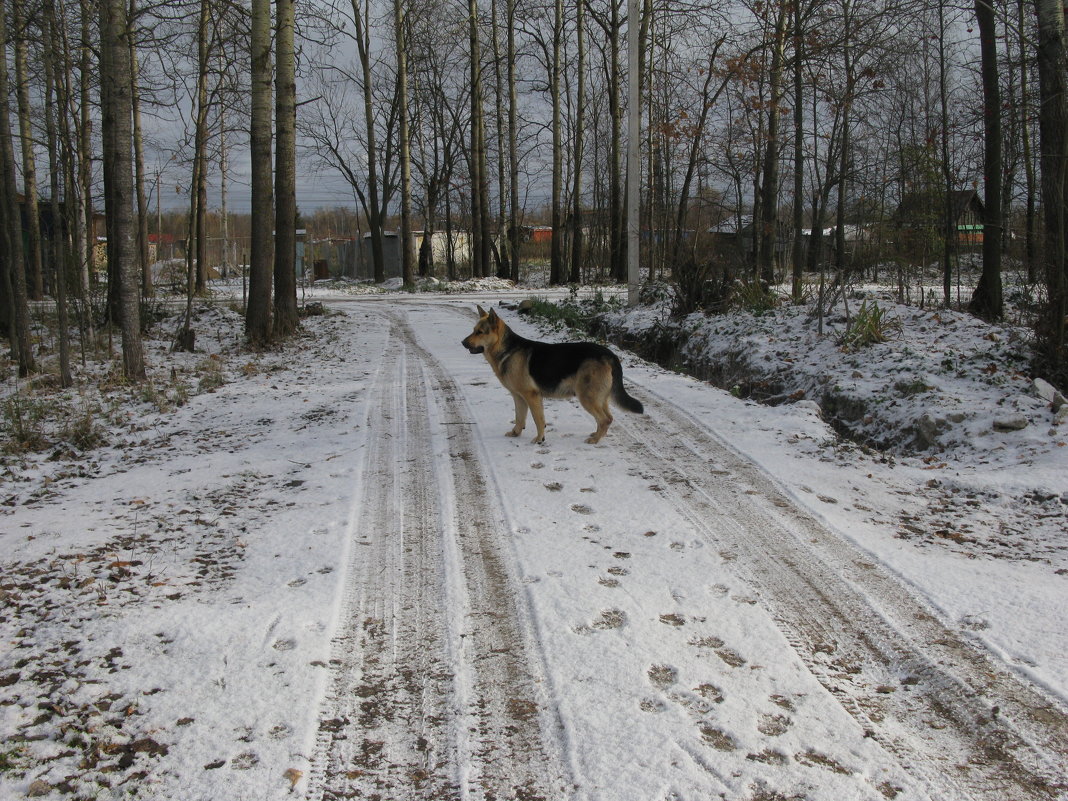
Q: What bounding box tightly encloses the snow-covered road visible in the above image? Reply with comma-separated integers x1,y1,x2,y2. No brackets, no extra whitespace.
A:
2,295,1066,801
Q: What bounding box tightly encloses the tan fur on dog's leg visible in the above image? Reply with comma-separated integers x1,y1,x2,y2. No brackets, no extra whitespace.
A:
579,394,613,443
507,392,528,437
527,392,547,444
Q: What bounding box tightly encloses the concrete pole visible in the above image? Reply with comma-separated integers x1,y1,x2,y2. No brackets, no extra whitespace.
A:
627,0,640,305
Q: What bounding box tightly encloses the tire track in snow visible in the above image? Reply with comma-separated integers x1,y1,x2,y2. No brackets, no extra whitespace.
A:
614,384,1068,801
307,313,460,800
307,309,569,800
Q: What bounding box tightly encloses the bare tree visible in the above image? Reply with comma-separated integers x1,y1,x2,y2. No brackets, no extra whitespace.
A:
130,0,152,299
274,0,299,336
43,0,72,386
0,0,35,374
13,0,43,301
99,0,146,379
393,0,415,284
968,0,1001,320
246,0,273,344
569,0,586,284
1035,0,1068,377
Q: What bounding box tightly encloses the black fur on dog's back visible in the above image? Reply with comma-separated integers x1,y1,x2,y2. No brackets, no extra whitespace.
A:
516,336,643,414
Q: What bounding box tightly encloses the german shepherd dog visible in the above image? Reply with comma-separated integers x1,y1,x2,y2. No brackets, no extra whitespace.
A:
462,305,644,444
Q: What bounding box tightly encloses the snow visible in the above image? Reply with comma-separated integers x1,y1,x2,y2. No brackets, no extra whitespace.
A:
1,280,1065,800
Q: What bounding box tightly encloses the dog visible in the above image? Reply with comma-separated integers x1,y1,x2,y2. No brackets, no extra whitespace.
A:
461,305,643,444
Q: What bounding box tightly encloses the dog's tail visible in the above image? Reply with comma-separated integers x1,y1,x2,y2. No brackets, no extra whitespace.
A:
611,358,644,414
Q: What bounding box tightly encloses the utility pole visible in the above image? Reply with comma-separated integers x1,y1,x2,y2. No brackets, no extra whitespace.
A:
626,0,640,304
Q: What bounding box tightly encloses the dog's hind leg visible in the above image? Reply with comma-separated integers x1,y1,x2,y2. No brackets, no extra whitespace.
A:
507,392,528,437
579,392,613,444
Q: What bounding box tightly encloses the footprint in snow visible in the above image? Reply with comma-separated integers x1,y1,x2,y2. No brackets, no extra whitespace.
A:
593,609,627,629
757,713,792,737
647,664,678,689
694,683,725,704
698,723,737,752
570,504,593,514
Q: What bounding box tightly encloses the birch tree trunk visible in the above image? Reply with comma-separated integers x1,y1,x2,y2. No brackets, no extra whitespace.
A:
130,0,152,298
99,0,145,379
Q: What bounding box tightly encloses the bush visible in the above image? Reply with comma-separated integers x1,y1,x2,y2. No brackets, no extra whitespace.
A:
672,259,731,317
731,280,781,314
838,300,902,350
1,393,51,453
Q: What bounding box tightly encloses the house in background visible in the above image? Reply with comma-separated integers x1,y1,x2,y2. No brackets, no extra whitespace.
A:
895,189,986,247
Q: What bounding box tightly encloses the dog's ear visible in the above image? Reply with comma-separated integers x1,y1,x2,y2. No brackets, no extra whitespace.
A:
476,304,487,317
487,308,499,323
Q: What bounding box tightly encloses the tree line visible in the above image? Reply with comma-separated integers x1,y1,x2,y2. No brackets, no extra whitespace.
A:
1,0,1067,383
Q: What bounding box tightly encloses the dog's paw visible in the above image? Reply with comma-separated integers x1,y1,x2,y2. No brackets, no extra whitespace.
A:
505,429,522,437
585,434,603,444
531,435,545,445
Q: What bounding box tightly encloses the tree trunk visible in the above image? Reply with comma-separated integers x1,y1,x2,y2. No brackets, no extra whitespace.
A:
507,0,520,281
549,0,564,284
247,0,273,344
13,0,44,301
1018,0,1037,284
569,0,585,284
0,0,35,373
969,0,1002,320
469,0,490,277
937,1,954,306
274,0,299,336
99,0,145,379
790,0,804,302
394,0,416,285
352,0,384,282
1035,0,1068,376
130,0,152,299
78,0,94,305
758,5,787,287
490,0,509,279
609,1,623,282
43,0,72,386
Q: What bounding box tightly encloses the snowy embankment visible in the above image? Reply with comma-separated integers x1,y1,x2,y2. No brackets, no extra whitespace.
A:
589,285,1068,694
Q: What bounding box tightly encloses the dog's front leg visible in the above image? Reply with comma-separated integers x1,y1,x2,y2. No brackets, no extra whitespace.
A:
527,394,547,444
507,392,528,437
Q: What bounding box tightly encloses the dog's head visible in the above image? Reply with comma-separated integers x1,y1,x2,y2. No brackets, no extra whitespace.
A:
461,305,504,355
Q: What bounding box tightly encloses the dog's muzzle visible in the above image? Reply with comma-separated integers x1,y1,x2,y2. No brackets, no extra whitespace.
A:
461,338,484,354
